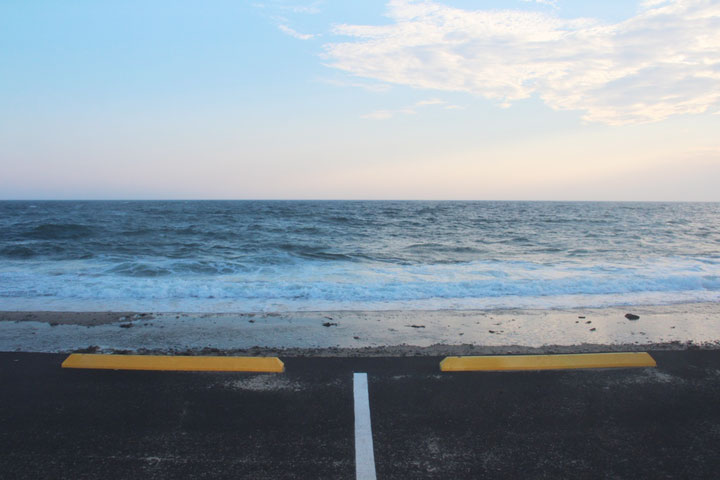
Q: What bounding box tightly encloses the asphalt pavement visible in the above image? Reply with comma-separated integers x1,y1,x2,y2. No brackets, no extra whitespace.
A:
2,351,720,479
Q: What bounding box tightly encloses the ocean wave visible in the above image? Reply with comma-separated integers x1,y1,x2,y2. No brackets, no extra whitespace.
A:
24,223,97,240
2,258,718,304
108,262,172,277
298,251,356,261
0,245,36,259
2,200,719,311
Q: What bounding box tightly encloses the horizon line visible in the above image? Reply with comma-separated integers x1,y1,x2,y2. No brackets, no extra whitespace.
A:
1,198,719,203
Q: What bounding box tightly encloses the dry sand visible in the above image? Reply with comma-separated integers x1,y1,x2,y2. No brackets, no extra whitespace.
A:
1,302,719,355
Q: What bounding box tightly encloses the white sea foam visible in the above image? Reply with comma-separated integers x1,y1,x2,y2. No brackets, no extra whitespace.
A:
1,257,718,312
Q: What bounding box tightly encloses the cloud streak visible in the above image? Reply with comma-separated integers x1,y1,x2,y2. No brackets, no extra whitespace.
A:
278,24,316,40
361,98,462,119
522,0,558,8
324,0,720,125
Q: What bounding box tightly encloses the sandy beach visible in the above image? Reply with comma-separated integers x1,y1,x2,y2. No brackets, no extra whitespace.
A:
2,302,718,355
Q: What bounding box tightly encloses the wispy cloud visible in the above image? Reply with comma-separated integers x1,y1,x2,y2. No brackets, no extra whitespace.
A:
522,0,558,8
319,77,392,92
325,0,720,125
254,1,322,41
253,1,323,15
285,1,323,14
278,24,316,40
414,98,445,106
361,97,461,119
360,109,413,120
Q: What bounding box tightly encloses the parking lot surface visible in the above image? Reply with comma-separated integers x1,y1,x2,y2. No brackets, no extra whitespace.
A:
2,351,720,479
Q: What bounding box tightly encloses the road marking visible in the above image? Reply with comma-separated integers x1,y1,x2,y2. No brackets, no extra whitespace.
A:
440,352,656,372
353,372,377,480
61,354,284,372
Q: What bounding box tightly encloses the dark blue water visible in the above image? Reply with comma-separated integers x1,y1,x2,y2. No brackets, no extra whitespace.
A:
1,201,718,311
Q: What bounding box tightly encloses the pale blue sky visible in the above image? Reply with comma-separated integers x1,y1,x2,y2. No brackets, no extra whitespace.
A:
2,0,719,200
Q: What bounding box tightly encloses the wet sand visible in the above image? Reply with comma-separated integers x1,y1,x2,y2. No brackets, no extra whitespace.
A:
1,302,719,355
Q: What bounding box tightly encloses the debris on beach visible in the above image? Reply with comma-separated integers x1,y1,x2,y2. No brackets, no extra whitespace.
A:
407,324,425,328
119,323,133,328
75,345,100,353
590,328,597,332
625,313,640,320
322,321,338,327
578,316,586,319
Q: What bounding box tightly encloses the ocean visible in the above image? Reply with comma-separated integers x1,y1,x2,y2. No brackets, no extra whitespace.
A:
0,200,718,312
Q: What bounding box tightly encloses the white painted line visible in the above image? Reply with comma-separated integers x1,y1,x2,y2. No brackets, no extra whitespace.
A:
354,372,377,480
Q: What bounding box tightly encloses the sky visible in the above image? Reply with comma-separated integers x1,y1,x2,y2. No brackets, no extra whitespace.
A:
1,0,719,200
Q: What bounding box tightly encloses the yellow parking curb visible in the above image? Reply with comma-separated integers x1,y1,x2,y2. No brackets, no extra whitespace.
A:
62,354,285,372
440,352,656,372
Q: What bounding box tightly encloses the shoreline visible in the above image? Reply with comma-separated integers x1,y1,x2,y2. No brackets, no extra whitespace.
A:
1,302,719,355
65,341,720,357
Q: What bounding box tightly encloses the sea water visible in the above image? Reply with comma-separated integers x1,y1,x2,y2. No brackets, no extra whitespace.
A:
0,201,718,312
